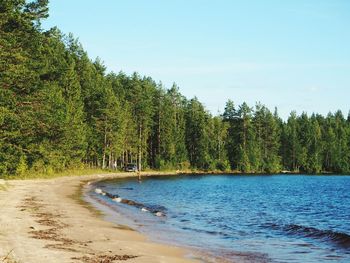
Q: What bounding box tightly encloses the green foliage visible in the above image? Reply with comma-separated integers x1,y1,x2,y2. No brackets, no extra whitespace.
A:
185,98,212,168
16,155,28,176
215,160,231,172
1,2,350,177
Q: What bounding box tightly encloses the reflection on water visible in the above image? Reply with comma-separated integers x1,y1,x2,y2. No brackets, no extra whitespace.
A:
90,175,350,263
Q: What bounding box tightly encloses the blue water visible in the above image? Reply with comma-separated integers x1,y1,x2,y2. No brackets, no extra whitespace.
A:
90,175,350,262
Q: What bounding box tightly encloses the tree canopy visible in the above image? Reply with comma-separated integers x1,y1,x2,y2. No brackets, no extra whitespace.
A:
1,1,350,177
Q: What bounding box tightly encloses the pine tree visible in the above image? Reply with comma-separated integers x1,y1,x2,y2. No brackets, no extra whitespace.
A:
236,102,255,172
223,100,239,169
185,98,211,169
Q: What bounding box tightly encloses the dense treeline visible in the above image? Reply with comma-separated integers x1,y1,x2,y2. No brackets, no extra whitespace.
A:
1,1,350,177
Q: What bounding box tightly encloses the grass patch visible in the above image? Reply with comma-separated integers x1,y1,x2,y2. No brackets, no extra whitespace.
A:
3,168,115,180
2,167,236,181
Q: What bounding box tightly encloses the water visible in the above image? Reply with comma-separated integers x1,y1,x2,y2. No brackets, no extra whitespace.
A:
89,175,350,262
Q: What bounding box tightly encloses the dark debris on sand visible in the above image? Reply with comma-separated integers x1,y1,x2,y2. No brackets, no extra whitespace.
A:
71,254,138,263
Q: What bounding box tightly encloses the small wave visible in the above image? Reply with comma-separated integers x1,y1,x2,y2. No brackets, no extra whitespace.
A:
145,204,167,212
181,226,231,238
263,222,350,248
283,224,350,248
120,187,134,190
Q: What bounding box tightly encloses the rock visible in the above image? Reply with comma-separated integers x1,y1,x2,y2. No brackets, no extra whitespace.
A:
141,208,148,212
94,188,103,194
155,211,164,217
106,192,119,199
112,197,122,203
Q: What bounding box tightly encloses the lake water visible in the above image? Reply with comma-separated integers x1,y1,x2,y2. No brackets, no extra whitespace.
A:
89,175,350,262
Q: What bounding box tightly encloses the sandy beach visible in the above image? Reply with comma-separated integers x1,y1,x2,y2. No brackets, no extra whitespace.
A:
0,173,199,263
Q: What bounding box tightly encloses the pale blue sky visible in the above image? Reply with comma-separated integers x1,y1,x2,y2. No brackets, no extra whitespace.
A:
42,0,350,119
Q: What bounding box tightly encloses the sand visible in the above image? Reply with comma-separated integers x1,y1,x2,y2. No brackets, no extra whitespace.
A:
0,173,200,263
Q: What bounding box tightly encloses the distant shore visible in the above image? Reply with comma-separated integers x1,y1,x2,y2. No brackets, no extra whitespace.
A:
0,173,199,263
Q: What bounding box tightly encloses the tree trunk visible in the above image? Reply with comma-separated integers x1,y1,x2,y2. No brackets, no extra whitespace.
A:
108,150,112,169
122,150,125,168
103,120,108,168
138,123,142,171
158,108,161,155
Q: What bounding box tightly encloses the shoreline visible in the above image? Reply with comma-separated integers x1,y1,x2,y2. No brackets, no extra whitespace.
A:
84,177,237,263
0,173,201,263
2,172,347,262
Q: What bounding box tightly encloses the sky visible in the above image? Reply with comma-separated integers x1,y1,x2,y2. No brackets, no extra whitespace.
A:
42,0,350,119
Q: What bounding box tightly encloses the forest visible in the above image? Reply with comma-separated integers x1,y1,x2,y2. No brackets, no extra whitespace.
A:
1,0,350,177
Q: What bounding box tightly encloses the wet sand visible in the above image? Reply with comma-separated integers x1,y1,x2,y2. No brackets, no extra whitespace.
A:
0,173,200,263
